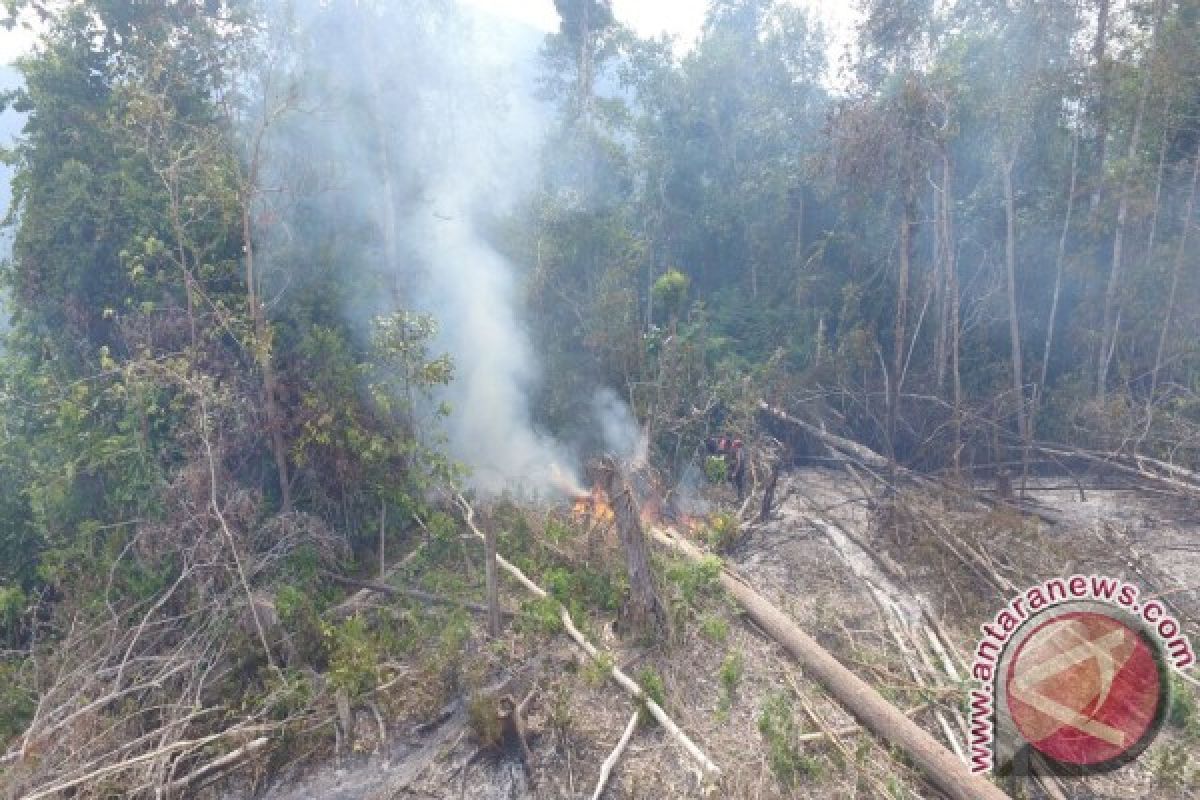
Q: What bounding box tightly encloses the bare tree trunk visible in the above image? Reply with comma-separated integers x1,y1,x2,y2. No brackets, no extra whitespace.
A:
940,153,963,475
1098,0,1162,397
1001,151,1029,483
933,168,947,392
1036,123,1080,434
485,514,500,638
1089,0,1112,219
1146,149,1200,429
1145,122,1170,258
241,199,292,513
598,457,662,636
889,174,915,469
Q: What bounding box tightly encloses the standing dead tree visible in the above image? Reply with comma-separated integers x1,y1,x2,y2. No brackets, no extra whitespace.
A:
594,456,665,637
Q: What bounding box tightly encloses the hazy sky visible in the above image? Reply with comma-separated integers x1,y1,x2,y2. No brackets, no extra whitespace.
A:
465,0,859,58
0,1,860,63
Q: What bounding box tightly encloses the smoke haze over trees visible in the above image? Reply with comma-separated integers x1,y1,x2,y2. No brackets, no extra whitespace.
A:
0,0,1199,795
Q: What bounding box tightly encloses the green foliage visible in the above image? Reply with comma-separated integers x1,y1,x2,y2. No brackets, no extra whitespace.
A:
704,455,729,484
704,511,741,552
516,595,564,635
717,651,744,713
1167,674,1199,736
665,555,723,607
636,666,666,726
467,691,503,748
582,651,614,686
757,691,823,786
264,669,315,721
699,612,730,643
1152,741,1192,790
324,615,385,699
0,660,33,741
544,565,624,613
0,586,25,644
652,268,690,321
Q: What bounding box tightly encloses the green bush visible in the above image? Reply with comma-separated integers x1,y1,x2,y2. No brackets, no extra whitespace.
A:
1167,673,1198,734
758,691,822,786
637,666,667,726
325,615,384,698
718,651,744,712
699,613,729,643
665,555,723,607
652,268,690,320
705,512,740,552
704,455,729,484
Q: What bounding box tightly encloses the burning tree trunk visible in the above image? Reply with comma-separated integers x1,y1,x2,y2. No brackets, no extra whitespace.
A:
596,456,664,637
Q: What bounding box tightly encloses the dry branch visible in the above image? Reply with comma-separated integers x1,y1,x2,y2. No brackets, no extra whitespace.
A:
590,711,639,800
326,575,518,619
759,402,888,469
161,736,270,796
21,725,274,800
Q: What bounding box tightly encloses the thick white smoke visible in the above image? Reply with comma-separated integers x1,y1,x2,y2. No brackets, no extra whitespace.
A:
591,387,648,467
263,1,643,497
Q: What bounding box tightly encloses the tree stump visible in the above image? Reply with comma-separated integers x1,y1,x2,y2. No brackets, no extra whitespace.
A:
595,455,665,638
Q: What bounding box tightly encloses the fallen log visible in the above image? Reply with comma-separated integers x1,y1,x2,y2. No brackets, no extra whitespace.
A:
759,401,888,469
649,526,1009,800
1034,441,1200,498
762,400,1064,525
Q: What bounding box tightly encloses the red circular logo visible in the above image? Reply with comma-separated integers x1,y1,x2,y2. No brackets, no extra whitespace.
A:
1004,610,1164,767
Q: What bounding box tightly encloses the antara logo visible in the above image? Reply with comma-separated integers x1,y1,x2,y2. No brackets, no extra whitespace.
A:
967,575,1194,777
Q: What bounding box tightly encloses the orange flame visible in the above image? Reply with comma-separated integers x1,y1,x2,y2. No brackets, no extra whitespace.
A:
571,486,615,524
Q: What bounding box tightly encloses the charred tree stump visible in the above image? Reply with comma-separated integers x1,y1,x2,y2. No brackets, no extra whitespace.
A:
759,464,779,523
596,455,665,637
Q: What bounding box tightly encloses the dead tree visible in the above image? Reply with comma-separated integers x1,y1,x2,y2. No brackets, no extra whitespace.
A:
596,456,664,637
484,511,501,637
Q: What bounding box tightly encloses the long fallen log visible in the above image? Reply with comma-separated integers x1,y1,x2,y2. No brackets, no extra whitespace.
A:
1034,441,1200,498
763,400,1064,525
649,526,1009,800
759,401,889,469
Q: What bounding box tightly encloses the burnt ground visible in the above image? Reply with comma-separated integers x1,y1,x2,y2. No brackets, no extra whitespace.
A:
233,468,1200,800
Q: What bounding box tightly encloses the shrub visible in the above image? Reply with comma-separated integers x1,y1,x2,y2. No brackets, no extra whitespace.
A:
704,455,728,484
718,651,744,712
637,666,666,726
705,512,740,552
758,692,822,786
666,555,723,607
700,613,729,643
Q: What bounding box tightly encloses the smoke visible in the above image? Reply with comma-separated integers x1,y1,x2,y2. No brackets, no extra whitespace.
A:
264,0,602,496
591,388,648,466
413,208,582,494
674,460,711,517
